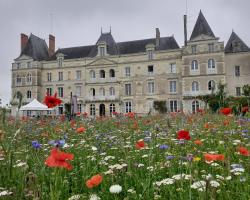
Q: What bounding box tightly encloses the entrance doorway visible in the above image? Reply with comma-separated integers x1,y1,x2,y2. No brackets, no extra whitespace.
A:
99,104,105,116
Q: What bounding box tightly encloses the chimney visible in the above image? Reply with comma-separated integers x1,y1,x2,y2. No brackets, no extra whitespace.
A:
156,28,160,48
49,34,55,57
21,33,28,52
184,15,187,46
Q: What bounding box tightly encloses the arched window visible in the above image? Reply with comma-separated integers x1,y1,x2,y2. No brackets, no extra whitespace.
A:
208,59,215,69
208,80,215,91
191,60,198,70
90,88,95,97
27,90,32,99
90,104,95,116
16,75,22,84
192,81,199,92
90,70,96,79
26,73,32,83
110,103,116,116
100,70,105,78
109,87,115,96
109,69,115,78
192,100,199,113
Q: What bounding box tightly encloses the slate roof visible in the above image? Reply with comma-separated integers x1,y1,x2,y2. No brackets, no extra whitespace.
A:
50,33,180,60
19,34,49,61
190,11,215,41
225,31,249,53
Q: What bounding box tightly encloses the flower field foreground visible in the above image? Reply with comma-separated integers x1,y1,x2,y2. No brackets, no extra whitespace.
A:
0,113,249,199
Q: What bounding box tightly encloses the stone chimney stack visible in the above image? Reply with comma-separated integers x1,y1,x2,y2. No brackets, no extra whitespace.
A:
21,33,28,52
184,15,187,46
49,34,55,57
156,28,160,48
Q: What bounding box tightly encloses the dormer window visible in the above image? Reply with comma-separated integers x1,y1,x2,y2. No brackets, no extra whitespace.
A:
208,44,214,52
148,50,153,60
191,45,197,54
17,63,21,69
98,41,107,57
27,62,31,68
56,53,64,67
58,58,63,67
146,44,155,60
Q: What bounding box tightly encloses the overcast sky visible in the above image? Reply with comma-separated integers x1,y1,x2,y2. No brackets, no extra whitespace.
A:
0,0,250,106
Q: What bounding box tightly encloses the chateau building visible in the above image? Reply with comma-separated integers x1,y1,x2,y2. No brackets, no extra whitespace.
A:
11,11,250,116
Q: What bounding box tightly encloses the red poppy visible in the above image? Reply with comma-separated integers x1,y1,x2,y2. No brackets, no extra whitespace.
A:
76,126,86,133
125,112,135,119
194,140,202,145
132,121,138,129
76,112,81,116
135,140,145,149
204,153,225,162
219,107,232,116
45,148,74,170
86,174,103,189
44,92,62,108
83,112,88,117
223,120,230,126
177,130,191,140
242,106,249,113
238,147,249,156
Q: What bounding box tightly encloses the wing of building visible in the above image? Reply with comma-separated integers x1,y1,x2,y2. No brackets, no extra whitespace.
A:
11,11,250,116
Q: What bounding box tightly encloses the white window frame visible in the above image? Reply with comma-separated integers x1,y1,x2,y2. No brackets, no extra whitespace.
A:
169,100,178,112
125,83,132,96
58,87,64,98
76,86,81,97
191,60,198,71
170,63,177,73
26,73,32,84
46,88,52,96
235,66,240,77
47,72,52,82
90,104,96,116
109,87,115,96
169,81,177,93
236,87,241,96
99,88,105,96
58,72,63,81
147,81,155,94
192,81,199,92
27,90,32,99
148,50,153,60
76,70,81,80
124,101,132,113
208,80,215,91
125,67,131,77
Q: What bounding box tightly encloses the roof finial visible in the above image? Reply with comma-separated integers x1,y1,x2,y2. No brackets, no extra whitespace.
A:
110,26,111,33
101,27,103,34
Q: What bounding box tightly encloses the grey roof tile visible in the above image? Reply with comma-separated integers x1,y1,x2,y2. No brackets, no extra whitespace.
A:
190,11,215,41
225,31,249,53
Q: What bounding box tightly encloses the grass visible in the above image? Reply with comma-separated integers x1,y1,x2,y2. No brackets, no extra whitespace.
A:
0,112,249,200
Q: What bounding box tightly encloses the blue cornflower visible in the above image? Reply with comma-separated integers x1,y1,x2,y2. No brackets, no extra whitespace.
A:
159,144,169,150
48,139,65,147
166,155,175,160
32,140,41,149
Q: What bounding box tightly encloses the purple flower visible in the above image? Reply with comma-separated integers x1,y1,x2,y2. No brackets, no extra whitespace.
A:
32,140,41,149
182,155,193,161
48,139,65,147
159,144,169,150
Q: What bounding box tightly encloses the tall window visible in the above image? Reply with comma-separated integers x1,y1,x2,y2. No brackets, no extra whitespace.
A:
148,50,153,60
170,81,177,93
76,86,81,97
26,73,32,83
77,104,82,113
124,101,132,113
90,88,95,97
90,70,96,79
58,87,64,97
47,73,52,82
235,66,240,76
99,88,105,96
58,58,63,67
192,81,199,92
192,100,199,113
76,70,81,80
17,63,21,69
148,65,154,75
58,105,63,115
27,90,32,99
208,59,215,69
110,103,116,116
125,67,131,77
208,80,215,91
46,88,52,96
170,100,178,112
191,60,198,70
58,72,63,81
236,87,241,96
170,63,176,73
109,87,115,96
125,83,132,96
100,47,105,57
191,45,197,54
147,81,155,94
100,70,105,78
16,75,22,84
208,43,214,52
109,69,115,78
90,104,96,116
27,62,31,68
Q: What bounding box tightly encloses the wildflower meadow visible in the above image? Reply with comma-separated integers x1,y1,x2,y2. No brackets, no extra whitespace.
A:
0,111,249,199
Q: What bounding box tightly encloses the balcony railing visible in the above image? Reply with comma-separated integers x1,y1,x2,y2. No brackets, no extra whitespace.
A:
85,95,119,102
182,91,212,97
87,77,117,84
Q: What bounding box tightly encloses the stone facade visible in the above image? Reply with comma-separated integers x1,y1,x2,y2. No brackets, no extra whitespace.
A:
11,11,250,116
